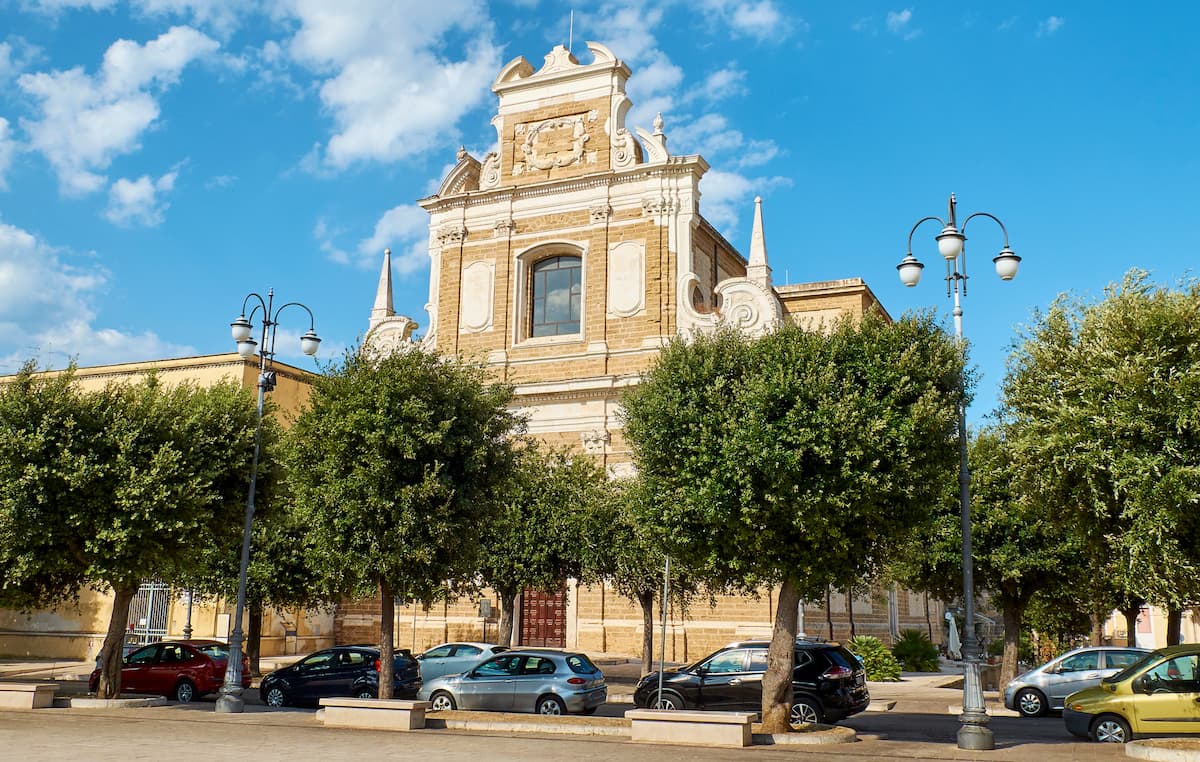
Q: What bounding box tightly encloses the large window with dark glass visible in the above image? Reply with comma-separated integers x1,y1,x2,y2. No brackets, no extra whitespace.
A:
529,255,581,337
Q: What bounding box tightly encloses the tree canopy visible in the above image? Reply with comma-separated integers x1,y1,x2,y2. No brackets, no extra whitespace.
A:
283,347,519,697
621,314,962,732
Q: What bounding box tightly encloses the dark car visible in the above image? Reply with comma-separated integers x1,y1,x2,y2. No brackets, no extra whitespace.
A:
633,639,870,725
259,645,421,707
88,640,249,702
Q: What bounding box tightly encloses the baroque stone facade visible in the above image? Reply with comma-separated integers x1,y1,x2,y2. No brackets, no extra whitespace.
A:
339,42,944,656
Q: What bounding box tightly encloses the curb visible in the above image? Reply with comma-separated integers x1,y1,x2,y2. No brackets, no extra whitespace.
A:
752,726,858,745
1126,740,1200,762
866,700,896,712
424,711,629,737
67,696,168,709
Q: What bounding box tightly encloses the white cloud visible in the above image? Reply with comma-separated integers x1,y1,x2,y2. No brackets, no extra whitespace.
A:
105,169,178,227
886,8,920,40
204,174,237,189
314,217,351,265
0,219,192,371
701,65,747,101
0,119,15,190
698,0,793,41
276,0,502,169
18,26,218,196
26,0,249,37
699,169,790,234
0,38,41,84
1037,16,1065,37
670,113,779,169
358,204,429,276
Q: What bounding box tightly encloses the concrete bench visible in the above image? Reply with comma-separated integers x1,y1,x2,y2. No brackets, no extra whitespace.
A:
318,698,431,731
625,708,757,748
0,683,58,709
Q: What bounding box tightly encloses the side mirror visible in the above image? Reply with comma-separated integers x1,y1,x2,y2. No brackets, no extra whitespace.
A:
696,666,709,676
1134,675,1150,694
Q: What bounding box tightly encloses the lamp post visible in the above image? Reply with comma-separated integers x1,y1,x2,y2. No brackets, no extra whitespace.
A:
897,194,1020,751
215,289,320,713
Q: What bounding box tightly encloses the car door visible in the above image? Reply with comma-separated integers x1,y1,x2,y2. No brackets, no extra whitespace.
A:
121,645,161,693
446,645,485,677
290,650,340,702
144,643,190,696
1130,653,1200,735
697,649,750,710
1046,651,1102,705
730,648,768,710
330,649,371,696
511,655,557,712
418,645,456,681
457,654,520,711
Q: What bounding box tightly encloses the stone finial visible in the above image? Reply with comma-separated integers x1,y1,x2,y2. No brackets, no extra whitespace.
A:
370,248,395,325
456,145,468,162
747,196,773,287
653,112,664,135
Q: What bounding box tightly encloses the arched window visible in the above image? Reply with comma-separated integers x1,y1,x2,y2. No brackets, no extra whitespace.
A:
529,255,582,337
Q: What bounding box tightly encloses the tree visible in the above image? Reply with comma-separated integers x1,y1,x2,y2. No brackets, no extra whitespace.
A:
283,347,518,698
0,364,261,697
621,315,962,732
1002,271,1200,633
476,442,607,646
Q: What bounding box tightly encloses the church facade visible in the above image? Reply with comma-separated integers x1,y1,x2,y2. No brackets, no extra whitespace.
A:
337,43,944,659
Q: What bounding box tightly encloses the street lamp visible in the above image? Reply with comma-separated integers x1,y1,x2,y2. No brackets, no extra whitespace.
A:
215,288,320,714
898,194,1019,751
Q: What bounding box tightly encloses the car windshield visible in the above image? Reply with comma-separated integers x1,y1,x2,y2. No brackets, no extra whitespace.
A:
566,655,598,674
1103,651,1158,684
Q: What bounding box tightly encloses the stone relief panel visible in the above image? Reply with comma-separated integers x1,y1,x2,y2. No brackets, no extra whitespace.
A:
677,272,783,336
459,260,495,333
607,241,645,318
516,112,594,173
364,316,419,359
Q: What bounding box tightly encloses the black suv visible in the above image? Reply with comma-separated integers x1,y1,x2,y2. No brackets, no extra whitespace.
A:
259,645,421,707
633,639,870,724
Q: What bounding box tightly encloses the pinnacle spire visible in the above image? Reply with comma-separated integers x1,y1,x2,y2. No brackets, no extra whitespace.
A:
370,248,394,326
747,196,772,286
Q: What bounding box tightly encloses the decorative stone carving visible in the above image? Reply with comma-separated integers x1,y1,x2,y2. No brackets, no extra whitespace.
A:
493,217,516,237
581,429,610,454
642,196,678,216
612,127,638,169
521,115,590,170
538,44,579,75
459,260,495,333
363,315,419,359
676,272,783,337
587,109,600,122
589,203,612,223
437,224,467,245
479,151,501,190
606,461,636,480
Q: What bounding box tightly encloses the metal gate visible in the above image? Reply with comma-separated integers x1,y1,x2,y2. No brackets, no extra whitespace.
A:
125,580,171,647
520,586,566,648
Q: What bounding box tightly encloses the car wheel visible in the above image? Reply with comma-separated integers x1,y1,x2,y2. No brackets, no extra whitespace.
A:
790,697,822,725
262,685,287,707
430,691,456,711
654,691,684,710
354,687,375,699
1015,688,1047,718
536,695,567,715
1091,714,1131,744
174,679,197,703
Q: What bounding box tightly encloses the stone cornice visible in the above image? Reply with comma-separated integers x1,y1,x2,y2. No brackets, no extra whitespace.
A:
0,353,318,386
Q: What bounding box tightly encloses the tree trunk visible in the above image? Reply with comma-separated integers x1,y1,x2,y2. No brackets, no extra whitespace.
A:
847,588,856,638
1089,610,1104,646
638,590,655,675
825,587,834,640
760,578,801,734
378,580,394,699
496,587,517,647
1000,603,1024,685
97,584,137,699
925,593,933,642
1121,606,1140,648
1166,608,1183,646
247,602,263,677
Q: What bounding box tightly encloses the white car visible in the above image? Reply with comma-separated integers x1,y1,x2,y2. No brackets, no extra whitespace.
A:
416,642,508,681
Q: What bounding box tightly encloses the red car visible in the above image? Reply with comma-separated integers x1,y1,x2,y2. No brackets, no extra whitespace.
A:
88,640,250,702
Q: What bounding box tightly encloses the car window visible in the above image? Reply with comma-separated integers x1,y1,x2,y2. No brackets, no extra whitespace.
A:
423,645,454,659
1146,655,1200,693
299,652,337,672
456,645,482,657
521,656,557,675
793,650,814,674
566,655,597,674
339,650,368,667
1059,652,1100,672
748,650,769,673
1106,652,1157,684
196,644,230,660
1106,650,1145,669
159,644,193,664
825,647,860,670
127,646,159,665
704,650,748,674
475,654,523,676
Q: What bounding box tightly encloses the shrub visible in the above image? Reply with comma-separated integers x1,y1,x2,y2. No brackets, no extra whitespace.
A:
847,635,902,682
892,629,941,672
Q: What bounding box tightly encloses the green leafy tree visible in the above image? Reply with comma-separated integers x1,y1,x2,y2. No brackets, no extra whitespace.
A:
284,347,518,698
0,364,260,698
476,442,607,646
621,315,962,732
1002,271,1200,640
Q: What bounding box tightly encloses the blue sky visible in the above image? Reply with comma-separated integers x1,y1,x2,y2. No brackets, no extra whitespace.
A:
0,1,1196,422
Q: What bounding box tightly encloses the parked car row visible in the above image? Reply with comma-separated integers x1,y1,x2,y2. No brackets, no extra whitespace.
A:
1003,643,1200,744
88,640,250,702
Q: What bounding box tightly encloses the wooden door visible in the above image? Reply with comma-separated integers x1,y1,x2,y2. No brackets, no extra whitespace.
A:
520,586,566,648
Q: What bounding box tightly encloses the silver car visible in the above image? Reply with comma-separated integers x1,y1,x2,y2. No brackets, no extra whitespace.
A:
1003,645,1148,717
419,649,607,715
416,642,507,682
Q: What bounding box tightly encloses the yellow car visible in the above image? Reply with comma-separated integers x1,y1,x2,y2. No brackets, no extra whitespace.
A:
1064,644,1200,743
